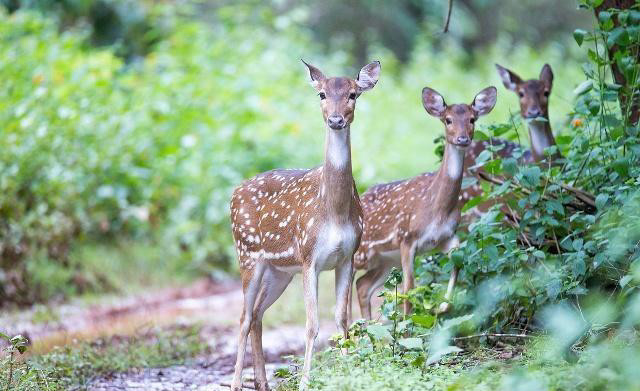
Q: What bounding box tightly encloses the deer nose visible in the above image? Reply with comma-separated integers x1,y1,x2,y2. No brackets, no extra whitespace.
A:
527,108,542,118
327,114,345,129
456,136,470,146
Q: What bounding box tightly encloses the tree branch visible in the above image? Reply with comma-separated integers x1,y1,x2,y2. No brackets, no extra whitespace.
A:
443,0,453,33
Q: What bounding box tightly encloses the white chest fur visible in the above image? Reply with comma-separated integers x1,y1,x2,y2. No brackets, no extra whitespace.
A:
528,120,551,157
415,217,458,254
312,222,356,271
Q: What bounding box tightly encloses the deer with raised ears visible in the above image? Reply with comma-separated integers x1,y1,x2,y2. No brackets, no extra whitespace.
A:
458,64,560,208
353,86,497,319
229,60,380,391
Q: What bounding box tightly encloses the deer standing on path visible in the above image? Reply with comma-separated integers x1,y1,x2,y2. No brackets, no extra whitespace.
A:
459,64,560,206
353,86,497,319
229,60,380,391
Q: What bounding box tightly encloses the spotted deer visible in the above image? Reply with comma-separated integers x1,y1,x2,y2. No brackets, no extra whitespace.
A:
353,86,497,319
459,64,560,206
229,60,380,391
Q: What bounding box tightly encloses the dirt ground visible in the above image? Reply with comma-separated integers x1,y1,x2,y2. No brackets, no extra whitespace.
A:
0,278,343,390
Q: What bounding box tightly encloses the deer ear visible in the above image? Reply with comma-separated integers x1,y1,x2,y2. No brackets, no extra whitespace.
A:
356,61,381,93
495,64,522,92
302,60,326,91
422,87,447,117
471,86,497,117
539,63,553,89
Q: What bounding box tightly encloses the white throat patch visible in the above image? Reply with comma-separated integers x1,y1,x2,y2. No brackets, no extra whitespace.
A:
326,127,350,169
446,144,466,179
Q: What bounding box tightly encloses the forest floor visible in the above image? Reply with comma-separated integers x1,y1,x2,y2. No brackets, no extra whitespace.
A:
1,276,611,391
0,275,340,390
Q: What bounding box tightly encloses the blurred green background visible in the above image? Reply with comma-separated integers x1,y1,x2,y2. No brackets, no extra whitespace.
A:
0,0,593,306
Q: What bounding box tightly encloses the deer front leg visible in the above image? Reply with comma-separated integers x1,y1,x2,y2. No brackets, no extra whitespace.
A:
300,265,319,391
335,257,353,351
437,235,460,314
400,242,417,315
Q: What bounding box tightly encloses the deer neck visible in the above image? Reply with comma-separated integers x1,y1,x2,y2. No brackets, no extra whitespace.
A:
322,126,354,218
528,118,557,161
432,143,465,213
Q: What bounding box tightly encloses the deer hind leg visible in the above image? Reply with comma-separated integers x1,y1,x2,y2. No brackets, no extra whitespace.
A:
400,243,417,315
300,265,319,391
231,263,266,391
437,235,460,314
355,255,395,320
250,267,293,391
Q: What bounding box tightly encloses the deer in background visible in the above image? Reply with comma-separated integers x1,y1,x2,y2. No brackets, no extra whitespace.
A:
458,64,560,210
353,86,497,319
229,60,380,391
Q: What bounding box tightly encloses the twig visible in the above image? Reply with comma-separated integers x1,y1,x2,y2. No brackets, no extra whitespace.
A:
453,333,532,341
477,171,595,213
443,0,453,33
219,382,257,390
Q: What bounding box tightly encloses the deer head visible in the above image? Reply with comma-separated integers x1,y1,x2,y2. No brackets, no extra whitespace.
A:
496,63,553,120
422,86,497,148
302,60,380,130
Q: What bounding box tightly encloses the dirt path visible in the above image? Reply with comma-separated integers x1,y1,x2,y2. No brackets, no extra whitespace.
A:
1,278,337,390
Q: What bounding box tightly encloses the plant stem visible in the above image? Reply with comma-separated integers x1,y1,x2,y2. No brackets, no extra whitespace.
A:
5,351,14,391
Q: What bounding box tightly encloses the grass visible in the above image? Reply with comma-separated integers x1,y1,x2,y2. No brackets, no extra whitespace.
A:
0,326,207,391
18,238,204,307
274,335,640,391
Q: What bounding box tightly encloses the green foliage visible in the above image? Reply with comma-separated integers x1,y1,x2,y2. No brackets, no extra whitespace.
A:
0,3,584,306
307,2,640,389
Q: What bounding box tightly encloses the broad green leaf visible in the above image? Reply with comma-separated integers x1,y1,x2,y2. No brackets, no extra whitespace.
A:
366,324,392,342
574,29,587,46
398,337,423,350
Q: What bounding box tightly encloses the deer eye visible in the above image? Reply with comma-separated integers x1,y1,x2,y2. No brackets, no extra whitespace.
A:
543,90,550,97
319,92,326,100
445,118,453,125
518,91,524,98
470,118,476,124
349,93,356,100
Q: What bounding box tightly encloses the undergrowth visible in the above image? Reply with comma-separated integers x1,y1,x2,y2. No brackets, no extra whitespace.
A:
0,326,207,391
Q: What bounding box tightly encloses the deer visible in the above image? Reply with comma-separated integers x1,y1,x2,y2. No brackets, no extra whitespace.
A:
459,63,560,206
229,60,381,391
353,86,497,320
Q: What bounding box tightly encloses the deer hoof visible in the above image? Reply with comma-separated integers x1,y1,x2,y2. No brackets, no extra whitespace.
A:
254,381,270,391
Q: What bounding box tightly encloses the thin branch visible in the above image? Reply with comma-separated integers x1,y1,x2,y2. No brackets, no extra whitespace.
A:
443,0,453,33
453,333,532,341
219,382,257,390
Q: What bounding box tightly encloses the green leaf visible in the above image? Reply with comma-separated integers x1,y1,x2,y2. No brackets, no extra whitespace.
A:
533,250,545,259
366,324,393,342
574,29,587,46
412,314,436,328
595,193,609,210
520,166,541,187
398,337,423,350
607,27,630,47
411,354,426,368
